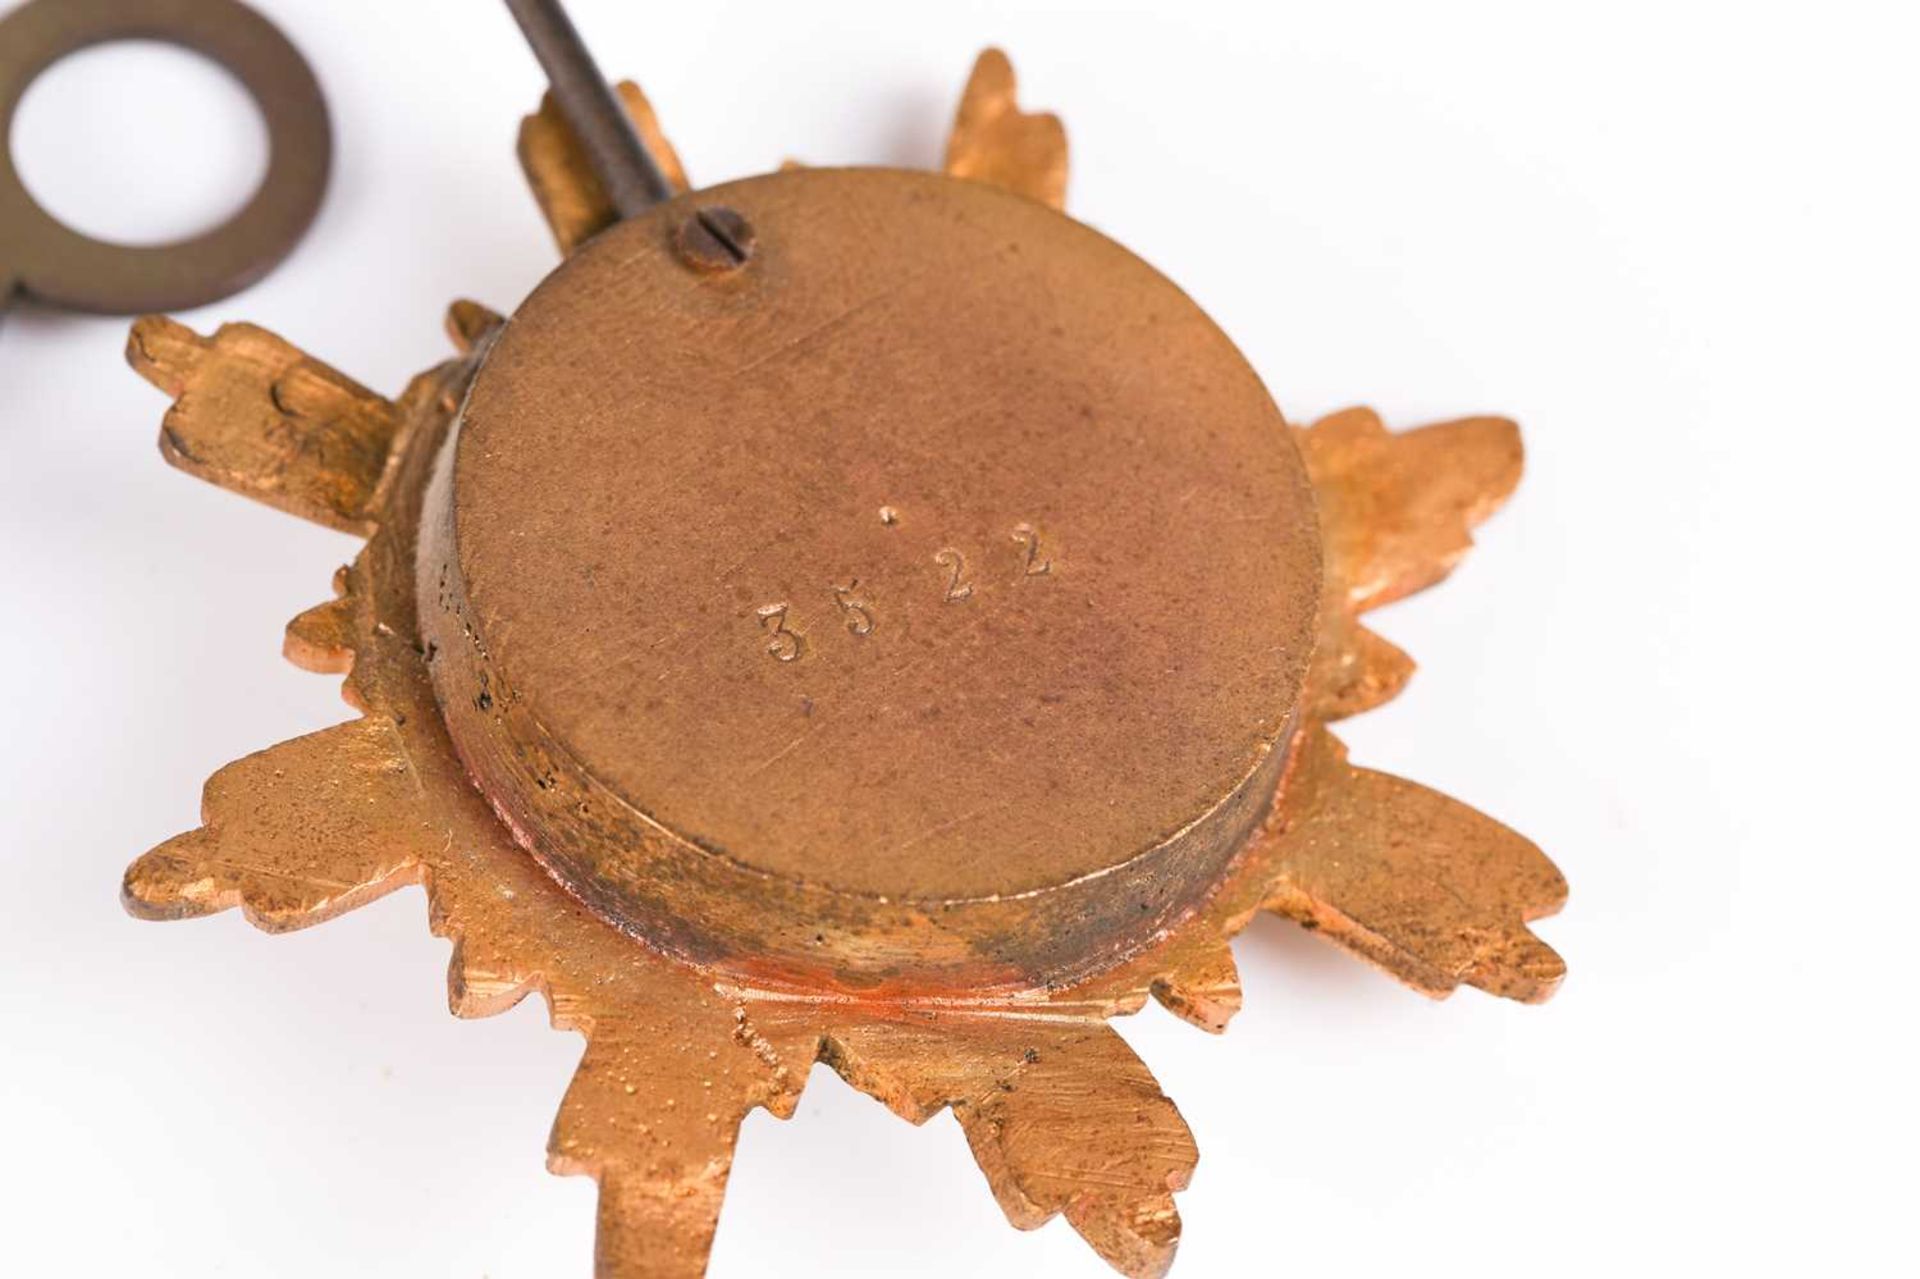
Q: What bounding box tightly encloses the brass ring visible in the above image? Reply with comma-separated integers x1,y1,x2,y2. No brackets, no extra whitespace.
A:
0,0,330,313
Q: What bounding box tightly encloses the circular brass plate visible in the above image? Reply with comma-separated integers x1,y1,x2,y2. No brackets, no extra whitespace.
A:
421,168,1320,988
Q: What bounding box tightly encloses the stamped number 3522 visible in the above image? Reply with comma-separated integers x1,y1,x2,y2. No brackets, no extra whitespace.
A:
755,522,1053,663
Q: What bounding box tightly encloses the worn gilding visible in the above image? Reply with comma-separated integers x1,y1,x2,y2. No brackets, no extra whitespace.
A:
123,49,1564,1279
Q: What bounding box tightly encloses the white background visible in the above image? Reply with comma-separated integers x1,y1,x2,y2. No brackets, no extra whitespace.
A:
2,1,1914,1274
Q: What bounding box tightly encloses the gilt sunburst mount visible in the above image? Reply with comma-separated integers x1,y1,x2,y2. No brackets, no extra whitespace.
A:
123,48,1567,1278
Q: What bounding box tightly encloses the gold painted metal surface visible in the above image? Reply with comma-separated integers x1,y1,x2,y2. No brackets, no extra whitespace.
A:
944,48,1068,209
520,79,691,254
121,48,1566,1279
128,316,400,535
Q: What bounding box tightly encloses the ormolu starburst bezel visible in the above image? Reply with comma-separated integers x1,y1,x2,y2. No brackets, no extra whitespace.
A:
122,50,1565,1279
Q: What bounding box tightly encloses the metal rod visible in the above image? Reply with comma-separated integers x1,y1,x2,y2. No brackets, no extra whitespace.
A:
502,0,675,216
